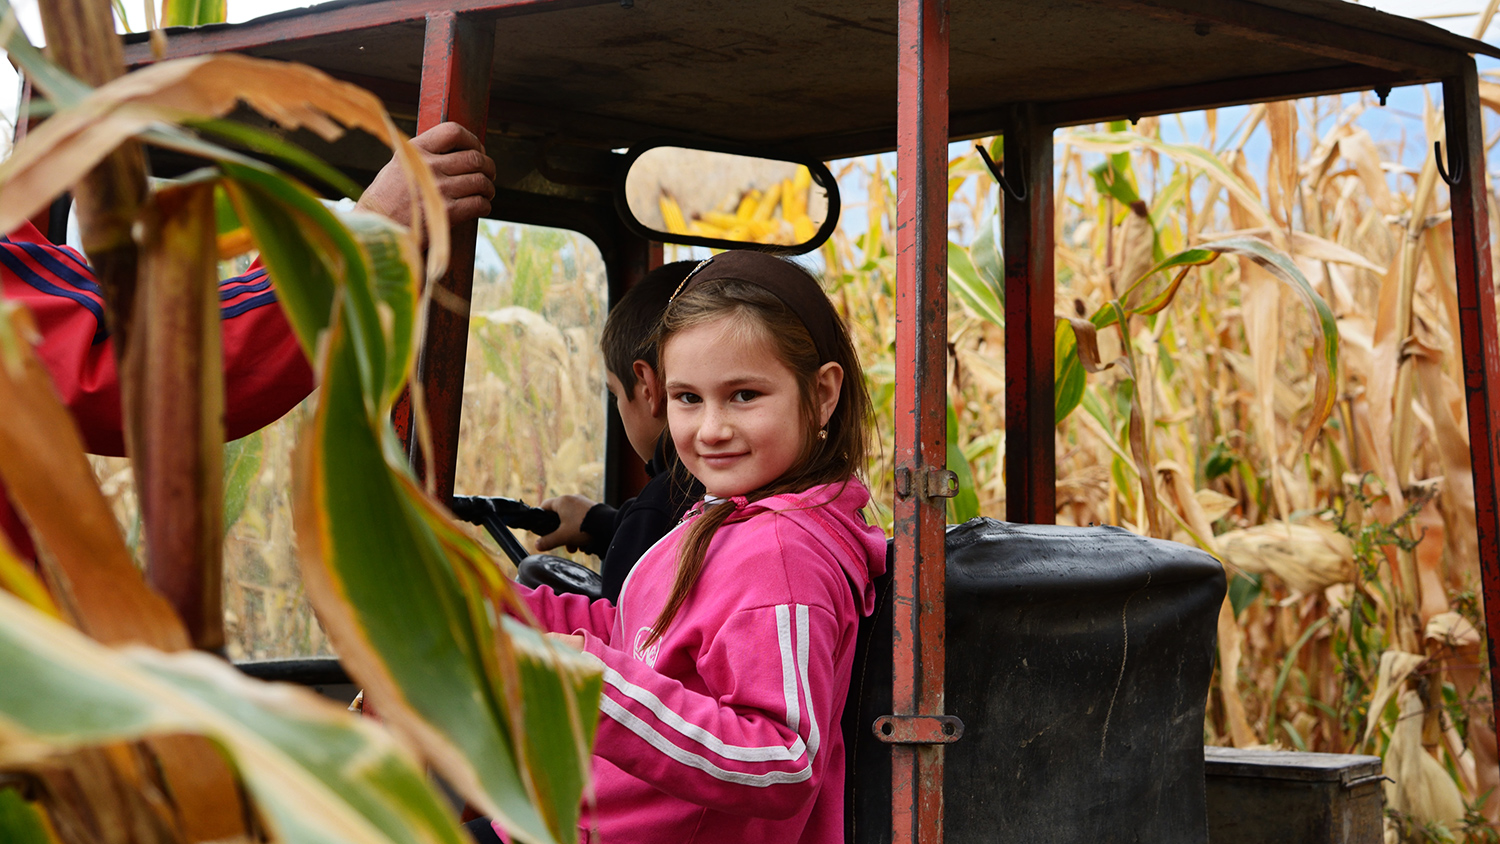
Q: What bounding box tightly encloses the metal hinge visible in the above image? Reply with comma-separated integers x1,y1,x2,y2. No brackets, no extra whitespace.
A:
894,466,959,501
872,714,965,745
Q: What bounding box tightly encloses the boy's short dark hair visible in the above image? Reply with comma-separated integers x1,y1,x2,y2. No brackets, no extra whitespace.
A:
601,260,698,391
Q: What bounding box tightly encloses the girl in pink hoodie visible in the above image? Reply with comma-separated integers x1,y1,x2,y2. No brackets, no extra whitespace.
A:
510,251,888,844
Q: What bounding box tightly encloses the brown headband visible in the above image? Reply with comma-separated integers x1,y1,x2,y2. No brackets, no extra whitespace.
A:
668,251,842,364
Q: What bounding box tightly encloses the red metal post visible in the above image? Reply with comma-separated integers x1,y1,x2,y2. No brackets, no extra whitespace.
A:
892,1,949,843
394,11,496,500
1443,62,1500,759
1003,107,1056,524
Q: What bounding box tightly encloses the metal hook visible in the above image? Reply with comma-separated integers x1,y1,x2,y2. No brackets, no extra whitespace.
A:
1434,140,1464,186
1374,86,1390,107
976,141,1026,202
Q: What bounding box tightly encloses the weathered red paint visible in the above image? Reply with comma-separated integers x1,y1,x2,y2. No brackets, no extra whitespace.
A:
399,11,495,501
120,0,609,65
892,0,949,842
1003,107,1056,524
1443,62,1500,762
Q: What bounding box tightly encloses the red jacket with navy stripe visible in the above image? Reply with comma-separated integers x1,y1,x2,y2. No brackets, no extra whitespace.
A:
516,479,887,844
0,220,314,555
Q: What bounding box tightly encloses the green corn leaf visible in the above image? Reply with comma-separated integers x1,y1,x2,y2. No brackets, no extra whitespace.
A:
255,189,598,844
222,148,597,843
1196,236,1340,453
1066,130,1274,231
212,184,243,237
948,241,1004,328
298,317,600,844
0,786,56,844
945,401,980,523
160,0,227,27
1089,159,1141,208
217,162,350,359
1113,247,1221,321
970,211,1003,309
0,0,90,107
0,590,471,844
1053,321,1086,424
222,432,263,537
187,117,365,200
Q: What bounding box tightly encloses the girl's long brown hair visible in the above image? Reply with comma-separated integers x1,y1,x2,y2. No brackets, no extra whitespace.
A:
646,271,872,644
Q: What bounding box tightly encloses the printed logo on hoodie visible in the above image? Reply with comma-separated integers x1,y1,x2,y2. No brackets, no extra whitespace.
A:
632,626,662,666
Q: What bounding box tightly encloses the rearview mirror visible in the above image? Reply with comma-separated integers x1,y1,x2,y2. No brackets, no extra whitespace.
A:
617,142,839,254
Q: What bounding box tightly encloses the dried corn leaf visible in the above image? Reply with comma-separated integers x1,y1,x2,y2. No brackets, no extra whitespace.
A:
1063,130,1276,235
1215,521,1353,595
1424,612,1479,650
1364,650,1424,748
1196,489,1237,524
0,305,187,651
1266,100,1298,229
1335,126,1396,216
1217,598,1259,747
1384,690,1465,833
0,53,446,282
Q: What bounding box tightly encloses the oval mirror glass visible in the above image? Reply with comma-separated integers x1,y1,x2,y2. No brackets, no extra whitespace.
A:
620,144,838,254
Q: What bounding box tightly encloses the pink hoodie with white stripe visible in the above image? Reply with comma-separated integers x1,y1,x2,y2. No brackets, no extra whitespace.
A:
514,479,887,844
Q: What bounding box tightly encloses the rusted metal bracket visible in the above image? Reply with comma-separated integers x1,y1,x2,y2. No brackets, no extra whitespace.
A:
1435,140,1464,186
893,466,959,500
975,141,1025,202
873,715,965,744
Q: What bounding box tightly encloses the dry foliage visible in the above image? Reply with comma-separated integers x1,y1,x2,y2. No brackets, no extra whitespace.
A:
805,90,1498,839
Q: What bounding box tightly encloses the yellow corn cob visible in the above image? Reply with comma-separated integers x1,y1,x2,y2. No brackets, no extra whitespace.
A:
792,165,812,194
702,211,744,228
792,216,817,243
779,178,802,219
735,191,759,221
752,182,782,223
658,193,689,234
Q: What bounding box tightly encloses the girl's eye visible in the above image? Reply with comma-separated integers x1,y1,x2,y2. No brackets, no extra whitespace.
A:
732,389,759,402
674,392,701,405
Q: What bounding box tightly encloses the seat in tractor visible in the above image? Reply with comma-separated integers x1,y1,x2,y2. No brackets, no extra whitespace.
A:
842,519,1225,844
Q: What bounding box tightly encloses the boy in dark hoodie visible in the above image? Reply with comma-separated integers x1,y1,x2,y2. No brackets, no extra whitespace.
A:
534,261,704,603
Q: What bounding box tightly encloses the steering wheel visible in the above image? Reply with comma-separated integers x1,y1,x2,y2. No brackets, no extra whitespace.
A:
447,495,604,601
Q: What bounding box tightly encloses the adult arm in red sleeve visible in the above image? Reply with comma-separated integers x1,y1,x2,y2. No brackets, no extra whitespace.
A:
0,220,315,457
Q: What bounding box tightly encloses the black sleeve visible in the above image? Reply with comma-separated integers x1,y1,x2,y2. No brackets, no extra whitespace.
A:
597,471,702,603
580,502,619,559
598,497,675,602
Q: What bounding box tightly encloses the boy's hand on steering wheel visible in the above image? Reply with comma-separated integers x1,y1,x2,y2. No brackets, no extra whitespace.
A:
536,494,597,552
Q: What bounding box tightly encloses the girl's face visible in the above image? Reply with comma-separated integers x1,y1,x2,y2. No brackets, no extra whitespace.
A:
662,315,841,498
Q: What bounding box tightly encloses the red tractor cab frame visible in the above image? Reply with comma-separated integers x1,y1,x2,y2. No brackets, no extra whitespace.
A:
120,3,1500,842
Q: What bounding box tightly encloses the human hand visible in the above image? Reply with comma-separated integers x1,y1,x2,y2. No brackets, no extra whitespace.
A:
545,632,584,651
356,121,497,235
535,494,598,552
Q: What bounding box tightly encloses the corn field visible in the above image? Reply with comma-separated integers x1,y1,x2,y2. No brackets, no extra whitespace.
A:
79,80,1500,840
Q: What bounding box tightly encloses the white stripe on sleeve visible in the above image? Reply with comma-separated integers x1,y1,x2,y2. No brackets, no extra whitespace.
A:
600,696,813,787
602,665,808,763
795,604,820,760
777,604,801,734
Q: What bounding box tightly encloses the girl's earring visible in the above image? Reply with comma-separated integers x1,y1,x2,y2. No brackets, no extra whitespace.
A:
817,428,828,442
